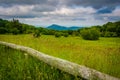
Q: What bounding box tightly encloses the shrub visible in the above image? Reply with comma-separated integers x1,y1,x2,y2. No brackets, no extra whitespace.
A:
80,28,100,40
112,32,117,37
63,33,69,37
55,32,61,38
104,32,118,37
12,28,20,35
100,32,105,37
104,32,112,37
33,30,41,38
0,27,8,34
72,31,80,36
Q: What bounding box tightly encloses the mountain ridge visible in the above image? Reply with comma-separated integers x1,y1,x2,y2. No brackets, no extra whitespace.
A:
47,24,83,30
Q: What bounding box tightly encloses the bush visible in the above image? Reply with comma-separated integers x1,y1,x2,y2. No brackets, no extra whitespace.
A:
80,28,100,40
104,32,112,37
33,30,41,38
100,32,105,37
63,33,69,37
112,32,117,37
12,28,20,35
104,32,118,37
0,27,8,34
55,32,61,38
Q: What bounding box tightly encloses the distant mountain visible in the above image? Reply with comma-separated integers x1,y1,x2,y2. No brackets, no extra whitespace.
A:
68,26,83,30
47,24,83,30
47,24,67,30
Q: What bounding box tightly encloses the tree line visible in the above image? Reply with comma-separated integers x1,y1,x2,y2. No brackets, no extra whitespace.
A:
0,18,35,34
0,18,120,40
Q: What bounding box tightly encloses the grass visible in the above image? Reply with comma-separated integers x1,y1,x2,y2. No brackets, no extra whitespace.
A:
0,34,120,78
0,44,83,80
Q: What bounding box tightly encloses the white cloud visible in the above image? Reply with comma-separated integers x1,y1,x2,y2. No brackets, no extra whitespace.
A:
43,7,96,16
0,0,120,26
18,6,101,26
111,8,120,16
0,5,34,16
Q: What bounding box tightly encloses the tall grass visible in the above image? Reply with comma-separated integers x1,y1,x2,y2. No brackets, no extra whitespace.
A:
0,34,120,78
0,44,83,80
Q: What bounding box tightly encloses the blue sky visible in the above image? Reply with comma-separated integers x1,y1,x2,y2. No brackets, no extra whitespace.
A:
0,0,120,27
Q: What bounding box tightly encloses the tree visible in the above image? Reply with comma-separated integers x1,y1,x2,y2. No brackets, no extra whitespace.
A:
55,32,61,38
0,27,8,34
116,26,120,37
33,30,41,38
63,33,69,37
12,28,20,35
80,28,100,40
12,18,22,34
104,32,111,37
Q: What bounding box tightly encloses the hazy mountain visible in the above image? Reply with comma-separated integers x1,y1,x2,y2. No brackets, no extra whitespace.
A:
47,24,83,30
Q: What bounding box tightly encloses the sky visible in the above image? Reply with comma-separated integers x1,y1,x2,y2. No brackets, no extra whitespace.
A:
0,0,120,27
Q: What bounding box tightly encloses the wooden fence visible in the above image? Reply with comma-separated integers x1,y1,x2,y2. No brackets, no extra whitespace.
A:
0,41,119,80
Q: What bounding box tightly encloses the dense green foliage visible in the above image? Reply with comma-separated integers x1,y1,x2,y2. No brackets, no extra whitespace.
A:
0,34,120,78
91,21,120,37
33,30,41,38
63,33,69,37
0,44,83,80
80,28,100,40
0,18,120,38
0,18,35,34
55,32,62,37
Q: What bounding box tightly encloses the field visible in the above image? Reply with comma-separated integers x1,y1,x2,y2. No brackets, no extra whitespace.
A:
0,44,83,80
0,34,120,78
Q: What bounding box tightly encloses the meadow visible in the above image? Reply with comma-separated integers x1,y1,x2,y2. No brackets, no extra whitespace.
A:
0,34,120,78
0,44,83,80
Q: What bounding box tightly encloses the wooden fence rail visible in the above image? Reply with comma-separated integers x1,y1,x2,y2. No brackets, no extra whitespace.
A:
0,41,119,80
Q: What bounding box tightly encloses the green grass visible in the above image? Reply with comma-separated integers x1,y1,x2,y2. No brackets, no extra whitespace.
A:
0,34,120,78
0,44,83,80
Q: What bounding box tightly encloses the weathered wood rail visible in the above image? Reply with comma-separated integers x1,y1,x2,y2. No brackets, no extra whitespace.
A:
0,41,119,80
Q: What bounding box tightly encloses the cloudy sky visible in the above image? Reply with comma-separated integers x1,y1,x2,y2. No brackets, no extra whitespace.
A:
0,0,120,27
